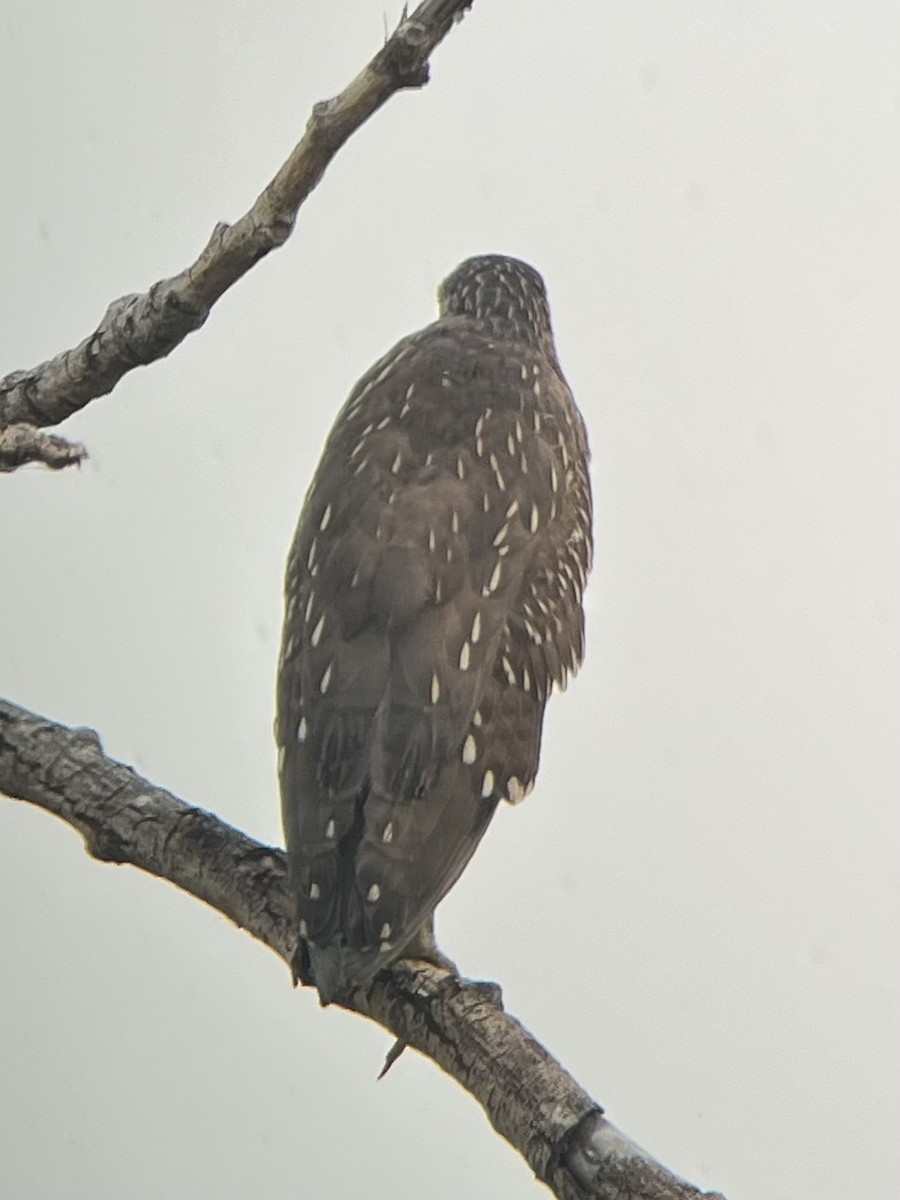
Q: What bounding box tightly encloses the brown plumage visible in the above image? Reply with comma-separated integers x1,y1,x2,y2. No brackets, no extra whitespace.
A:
276,255,592,1003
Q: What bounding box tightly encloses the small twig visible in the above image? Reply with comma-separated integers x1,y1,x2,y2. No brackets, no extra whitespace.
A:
0,0,475,439
0,423,87,472
378,1036,409,1078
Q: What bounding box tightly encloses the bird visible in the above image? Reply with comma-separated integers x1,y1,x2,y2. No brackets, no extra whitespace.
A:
276,254,592,1004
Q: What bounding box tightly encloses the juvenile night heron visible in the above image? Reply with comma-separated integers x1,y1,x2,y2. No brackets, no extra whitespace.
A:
276,255,592,1003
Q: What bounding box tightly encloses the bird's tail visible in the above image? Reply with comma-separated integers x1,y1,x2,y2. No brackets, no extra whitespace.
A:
307,941,385,1006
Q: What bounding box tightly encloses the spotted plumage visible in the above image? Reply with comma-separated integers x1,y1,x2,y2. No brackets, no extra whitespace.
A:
277,255,592,1003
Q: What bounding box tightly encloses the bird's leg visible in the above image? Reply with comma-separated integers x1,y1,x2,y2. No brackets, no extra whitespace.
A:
397,913,458,975
401,919,503,1008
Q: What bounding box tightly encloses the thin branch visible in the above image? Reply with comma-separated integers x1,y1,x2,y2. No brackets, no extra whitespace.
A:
0,0,474,437
0,698,726,1200
0,423,87,472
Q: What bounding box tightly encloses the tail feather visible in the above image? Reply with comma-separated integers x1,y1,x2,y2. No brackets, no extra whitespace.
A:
307,941,390,1006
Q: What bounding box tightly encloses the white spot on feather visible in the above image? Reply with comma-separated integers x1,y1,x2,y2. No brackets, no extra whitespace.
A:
431,673,441,704
320,663,333,694
380,923,392,940
325,820,335,839
382,822,394,844
319,504,332,531
297,717,308,742
462,735,477,764
530,505,540,533
367,884,381,902
492,523,509,547
507,776,526,804
311,613,325,647
481,769,495,798
471,611,482,643
309,883,320,899
391,450,402,474
459,641,471,671
483,560,502,596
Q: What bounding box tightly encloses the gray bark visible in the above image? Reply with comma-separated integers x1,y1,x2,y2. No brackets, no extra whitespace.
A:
0,698,726,1200
0,0,475,469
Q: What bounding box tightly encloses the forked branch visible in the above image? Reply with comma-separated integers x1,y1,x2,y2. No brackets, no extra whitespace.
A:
0,0,475,465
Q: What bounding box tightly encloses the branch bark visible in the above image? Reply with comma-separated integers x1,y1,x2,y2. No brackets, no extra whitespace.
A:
0,698,726,1200
0,423,88,472
0,0,474,454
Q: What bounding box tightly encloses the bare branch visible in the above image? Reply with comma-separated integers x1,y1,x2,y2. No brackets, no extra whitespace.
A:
0,423,87,472
0,697,726,1200
0,0,474,437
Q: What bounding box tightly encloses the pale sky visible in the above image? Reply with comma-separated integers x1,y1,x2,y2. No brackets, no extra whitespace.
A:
1,3,898,1199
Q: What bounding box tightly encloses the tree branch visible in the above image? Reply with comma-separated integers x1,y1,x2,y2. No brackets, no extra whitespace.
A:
0,697,726,1200
0,0,474,442
0,423,88,473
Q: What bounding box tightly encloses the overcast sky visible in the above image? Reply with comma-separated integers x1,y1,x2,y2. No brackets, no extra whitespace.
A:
1,3,898,1199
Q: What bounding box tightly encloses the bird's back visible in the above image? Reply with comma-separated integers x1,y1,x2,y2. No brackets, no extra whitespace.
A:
276,256,592,1002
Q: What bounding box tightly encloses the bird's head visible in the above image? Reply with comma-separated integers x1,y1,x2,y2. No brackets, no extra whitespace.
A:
438,255,554,348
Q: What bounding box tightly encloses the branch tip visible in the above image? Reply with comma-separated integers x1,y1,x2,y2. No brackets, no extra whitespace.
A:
0,423,88,473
